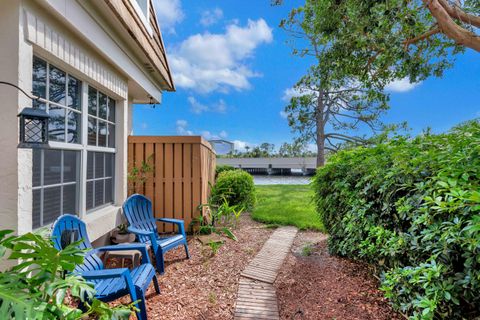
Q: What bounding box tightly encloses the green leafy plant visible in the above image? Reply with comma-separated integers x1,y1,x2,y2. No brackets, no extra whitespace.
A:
116,224,129,235
206,240,223,255
211,169,256,211
0,230,135,319
215,165,235,178
313,119,480,319
128,154,154,194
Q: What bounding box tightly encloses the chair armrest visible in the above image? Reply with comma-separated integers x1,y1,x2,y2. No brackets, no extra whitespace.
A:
96,244,151,265
156,218,186,237
127,226,158,250
80,268,129,280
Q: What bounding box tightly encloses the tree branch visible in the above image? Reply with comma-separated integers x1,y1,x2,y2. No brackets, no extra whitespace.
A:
404,27,441,47
325,133,366,143
424,0,480,52
438,0,480,28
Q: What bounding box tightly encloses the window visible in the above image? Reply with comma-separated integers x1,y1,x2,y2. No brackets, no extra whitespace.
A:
88,86,115,148
32,149,80,228
32,56,118,228
86,152,115,210
33,56,82,144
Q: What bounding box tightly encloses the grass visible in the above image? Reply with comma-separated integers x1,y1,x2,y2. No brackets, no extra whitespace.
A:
251,185,324,231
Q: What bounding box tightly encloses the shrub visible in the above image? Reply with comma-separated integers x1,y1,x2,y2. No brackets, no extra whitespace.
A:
211,169,256,211
313,120,480,319
215,165,235,178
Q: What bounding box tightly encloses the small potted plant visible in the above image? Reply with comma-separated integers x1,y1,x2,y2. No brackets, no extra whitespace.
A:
111,224,136,244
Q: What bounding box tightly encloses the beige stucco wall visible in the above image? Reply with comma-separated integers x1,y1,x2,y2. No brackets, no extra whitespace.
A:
0,0,162,265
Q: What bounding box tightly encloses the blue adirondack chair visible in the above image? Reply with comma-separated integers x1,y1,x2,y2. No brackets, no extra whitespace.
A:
123,194,190,274
51,214,160,320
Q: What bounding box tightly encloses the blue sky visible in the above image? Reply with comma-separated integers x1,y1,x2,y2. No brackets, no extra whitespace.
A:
133,0,480,151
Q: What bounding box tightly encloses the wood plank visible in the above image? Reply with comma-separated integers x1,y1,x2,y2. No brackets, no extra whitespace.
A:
144,143,154,207
183,144,192,224
134,142,145,195
163,143,174,233
173,143,183,225
154,143,164,232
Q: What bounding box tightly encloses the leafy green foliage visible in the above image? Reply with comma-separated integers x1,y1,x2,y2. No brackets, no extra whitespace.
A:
313,120,480,319
128,154,154,193
211,170,256,211
0,230,135,319
215,165,235,178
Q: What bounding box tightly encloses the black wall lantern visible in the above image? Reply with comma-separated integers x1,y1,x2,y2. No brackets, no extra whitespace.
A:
18,107,50,148
0,81,50,149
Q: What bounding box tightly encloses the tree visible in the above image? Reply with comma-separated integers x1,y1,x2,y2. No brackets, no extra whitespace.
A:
274,0,480,53
281,5,389,166
259,142,275,156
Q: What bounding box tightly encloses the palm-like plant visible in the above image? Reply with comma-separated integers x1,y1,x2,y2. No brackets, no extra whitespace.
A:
0,229,135,319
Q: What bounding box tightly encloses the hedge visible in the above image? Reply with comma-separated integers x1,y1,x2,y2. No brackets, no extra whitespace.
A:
211,169,256,211
313,120,480,319
215,165,236,178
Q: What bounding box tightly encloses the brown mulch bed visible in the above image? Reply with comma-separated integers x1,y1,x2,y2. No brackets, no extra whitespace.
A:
275,231,403,320
108,213,273,319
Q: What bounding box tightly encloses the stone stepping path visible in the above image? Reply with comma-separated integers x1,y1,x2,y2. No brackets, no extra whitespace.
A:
234,226,298,320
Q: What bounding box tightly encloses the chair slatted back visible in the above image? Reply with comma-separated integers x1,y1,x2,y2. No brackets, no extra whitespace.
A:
123,194,158,243
51,214,104,273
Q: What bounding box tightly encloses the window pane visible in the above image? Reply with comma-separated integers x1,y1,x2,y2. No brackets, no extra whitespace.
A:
63,150,78,183
95,152,104,178
44,149,61,185
66,111,81,144
87,151,94,179
49,66,66,105
43,186,61,225
86,181,94,210
88,86,97,116
99,92,107,119
105,153,114,177
63,184,77,215
33,57,47,100
88,117,97,145
98,121,107,147
67,76,81,110
33,189,41,229
48,105,65,142
32,149,41,187
108,98,115,122
94,180,104,207
105,178,113,204
108,124,115,148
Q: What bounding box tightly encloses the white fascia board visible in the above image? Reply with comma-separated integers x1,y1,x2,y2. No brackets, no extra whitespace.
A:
40,0,162,102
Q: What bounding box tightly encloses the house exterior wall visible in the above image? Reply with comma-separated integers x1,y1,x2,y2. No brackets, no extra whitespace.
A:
0,0,168,263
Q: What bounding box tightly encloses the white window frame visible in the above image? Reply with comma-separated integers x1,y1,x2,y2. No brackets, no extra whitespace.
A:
130,0,153,36
32,56,118,225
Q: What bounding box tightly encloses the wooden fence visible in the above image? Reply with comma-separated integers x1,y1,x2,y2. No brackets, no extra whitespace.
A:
127,136,216,232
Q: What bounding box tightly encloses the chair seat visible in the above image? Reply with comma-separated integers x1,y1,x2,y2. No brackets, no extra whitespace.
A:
156,234,184,248
93,263,156,300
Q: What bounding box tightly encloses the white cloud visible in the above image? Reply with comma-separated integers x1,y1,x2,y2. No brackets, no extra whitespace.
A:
170,19,273,93
176,119,193,135
200,8,223,26
176,119,228,140
385,78,421,92
279,110,288,119
282,87,316,102
188,97,229,114
232,140,254,152
140,122,148,130
153,0,184,33
188,97,208,114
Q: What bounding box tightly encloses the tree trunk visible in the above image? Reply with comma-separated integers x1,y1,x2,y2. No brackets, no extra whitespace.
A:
316,90,325,167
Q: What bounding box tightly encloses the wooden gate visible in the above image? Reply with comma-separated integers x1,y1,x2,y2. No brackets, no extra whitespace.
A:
127,136,216,232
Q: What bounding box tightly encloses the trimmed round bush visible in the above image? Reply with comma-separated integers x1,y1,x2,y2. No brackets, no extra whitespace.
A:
211,170,256,211
215,165,235,178
313,120,480,319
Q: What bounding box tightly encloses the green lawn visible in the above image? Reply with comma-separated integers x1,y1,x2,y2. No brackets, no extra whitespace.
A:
251,185,324,231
